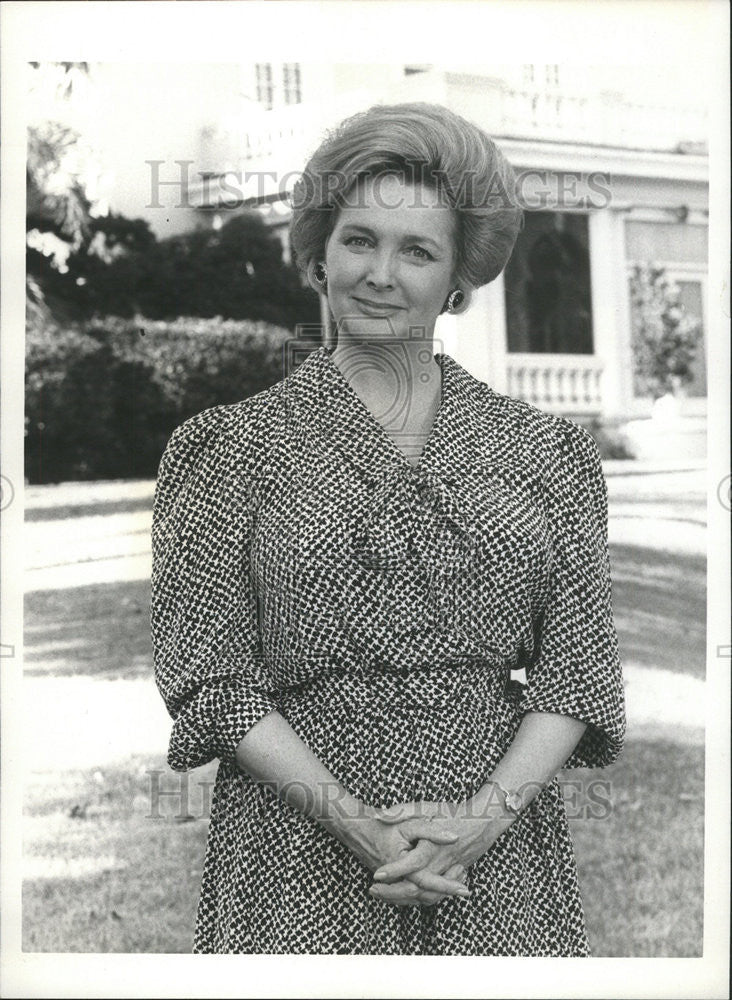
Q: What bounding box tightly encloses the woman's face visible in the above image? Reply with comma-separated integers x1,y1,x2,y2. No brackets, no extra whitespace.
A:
324,174,458,343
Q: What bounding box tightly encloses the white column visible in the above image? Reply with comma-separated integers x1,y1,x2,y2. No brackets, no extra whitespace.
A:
588,209,628,420
437,274,508,392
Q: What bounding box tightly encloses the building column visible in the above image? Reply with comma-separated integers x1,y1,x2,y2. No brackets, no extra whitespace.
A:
588,209,628,421
437,274,508,392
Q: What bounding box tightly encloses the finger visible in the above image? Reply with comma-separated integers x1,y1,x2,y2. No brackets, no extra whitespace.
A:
373,841,439,882
370,881,443,908
409,870,470,897
374,805,418,825
398,819,458,845
444,863,467,883
374,801,439,825
369,881,421,907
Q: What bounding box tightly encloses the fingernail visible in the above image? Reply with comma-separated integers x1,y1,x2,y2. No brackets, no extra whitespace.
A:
373,872,386,881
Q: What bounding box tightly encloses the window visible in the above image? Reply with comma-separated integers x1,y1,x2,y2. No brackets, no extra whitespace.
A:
504,212,594,354
282,63,301,104
255,63,274,109
676,280,707,396
545,64,560,88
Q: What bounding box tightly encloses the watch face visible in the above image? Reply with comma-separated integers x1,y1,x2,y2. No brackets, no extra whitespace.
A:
505,791,522,814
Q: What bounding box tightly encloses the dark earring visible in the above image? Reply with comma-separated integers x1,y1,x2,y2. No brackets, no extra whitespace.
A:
445,289,465,314
314,262,327,289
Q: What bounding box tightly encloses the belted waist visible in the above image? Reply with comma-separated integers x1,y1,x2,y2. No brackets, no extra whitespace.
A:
272,652,518,714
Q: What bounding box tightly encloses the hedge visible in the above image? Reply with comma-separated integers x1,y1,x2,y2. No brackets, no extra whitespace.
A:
25,316,309,484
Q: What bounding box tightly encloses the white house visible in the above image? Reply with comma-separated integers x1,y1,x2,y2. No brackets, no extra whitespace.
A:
184,63,708,447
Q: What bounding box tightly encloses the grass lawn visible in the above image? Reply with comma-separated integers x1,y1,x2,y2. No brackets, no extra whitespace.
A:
23,754,214,953
609,544,706,678
24,580,153,680
22,479,706,955
570,739,704,957
22,739,703,955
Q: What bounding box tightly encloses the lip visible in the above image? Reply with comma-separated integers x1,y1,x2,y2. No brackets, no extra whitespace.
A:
351,296,406,315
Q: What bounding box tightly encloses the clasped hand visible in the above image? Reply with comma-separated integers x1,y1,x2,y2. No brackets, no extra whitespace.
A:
355,800,492,908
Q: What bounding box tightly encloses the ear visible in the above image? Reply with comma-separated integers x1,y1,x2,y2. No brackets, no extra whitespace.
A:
452,287,473,314
441,286,473,315
306,259,327,297
446,259,473,314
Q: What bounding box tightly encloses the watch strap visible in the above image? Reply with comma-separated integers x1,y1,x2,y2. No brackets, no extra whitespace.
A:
490,779,524,817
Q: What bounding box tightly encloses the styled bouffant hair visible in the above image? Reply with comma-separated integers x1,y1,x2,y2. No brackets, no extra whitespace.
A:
290,102,523,290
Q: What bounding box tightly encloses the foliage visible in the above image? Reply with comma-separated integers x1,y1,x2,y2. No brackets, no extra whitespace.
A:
26,62,105,327
74,211,319,331
584,418,635,460
26,63,318,333
629,264,702,399
25,316,293,484
30,207,319,332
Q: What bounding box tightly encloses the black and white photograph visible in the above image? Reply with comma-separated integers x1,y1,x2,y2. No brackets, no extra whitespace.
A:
1,1,729,996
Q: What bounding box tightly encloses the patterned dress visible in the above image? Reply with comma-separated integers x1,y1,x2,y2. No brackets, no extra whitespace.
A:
151,344,625,955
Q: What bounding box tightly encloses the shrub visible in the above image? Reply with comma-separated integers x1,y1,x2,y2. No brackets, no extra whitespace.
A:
584,417,635,461
64,211,320,332
25,316,296,483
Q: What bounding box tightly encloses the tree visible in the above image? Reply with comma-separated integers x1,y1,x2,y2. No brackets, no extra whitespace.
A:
629,264,703,399
26,62,107,329
87,211,319,331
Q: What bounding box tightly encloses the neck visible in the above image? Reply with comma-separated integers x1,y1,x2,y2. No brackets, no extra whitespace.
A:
327,338,442,423
329,336,438,371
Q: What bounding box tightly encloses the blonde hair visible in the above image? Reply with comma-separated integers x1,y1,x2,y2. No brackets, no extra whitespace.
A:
290,102,523,290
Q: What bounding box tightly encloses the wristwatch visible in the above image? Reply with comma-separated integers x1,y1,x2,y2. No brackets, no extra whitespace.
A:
491,779,524,818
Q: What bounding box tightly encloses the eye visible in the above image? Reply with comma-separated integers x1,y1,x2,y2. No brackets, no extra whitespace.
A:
344,235,372,248
405,245,434,261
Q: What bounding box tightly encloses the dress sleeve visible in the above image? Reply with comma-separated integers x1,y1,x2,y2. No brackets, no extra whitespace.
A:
151,409,279,771
518,421,626,768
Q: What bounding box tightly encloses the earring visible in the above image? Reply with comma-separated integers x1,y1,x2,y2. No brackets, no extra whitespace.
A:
313,261,327,289
445,289,465,314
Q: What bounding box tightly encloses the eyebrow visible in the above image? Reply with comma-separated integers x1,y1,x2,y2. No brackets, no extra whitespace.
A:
339,223,448,252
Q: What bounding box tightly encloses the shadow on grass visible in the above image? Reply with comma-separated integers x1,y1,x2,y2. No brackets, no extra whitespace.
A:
24,579,152,680
25,495,155,523
609,543,706,679
23,754,216,953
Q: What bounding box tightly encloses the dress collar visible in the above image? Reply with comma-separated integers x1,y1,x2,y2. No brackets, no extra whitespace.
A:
284,344,490,486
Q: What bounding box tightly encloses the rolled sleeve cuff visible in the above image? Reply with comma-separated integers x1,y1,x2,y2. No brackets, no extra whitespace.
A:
518,681,626,769
167,679,280,771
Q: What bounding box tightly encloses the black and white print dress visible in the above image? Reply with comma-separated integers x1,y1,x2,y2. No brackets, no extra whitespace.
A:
151,344,625,955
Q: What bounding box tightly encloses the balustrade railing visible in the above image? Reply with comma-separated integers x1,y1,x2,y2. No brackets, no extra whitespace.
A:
506,354,604,414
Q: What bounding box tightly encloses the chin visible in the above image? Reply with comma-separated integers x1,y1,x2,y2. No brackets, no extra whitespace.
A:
336,315,410,343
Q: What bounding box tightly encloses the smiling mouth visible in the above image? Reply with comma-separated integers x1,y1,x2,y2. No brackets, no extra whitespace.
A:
352,297,405,313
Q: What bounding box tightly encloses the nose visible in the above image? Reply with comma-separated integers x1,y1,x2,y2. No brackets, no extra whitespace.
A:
365,247,396,290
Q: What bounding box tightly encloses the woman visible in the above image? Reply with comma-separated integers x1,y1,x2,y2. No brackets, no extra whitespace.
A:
151,102,625,955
